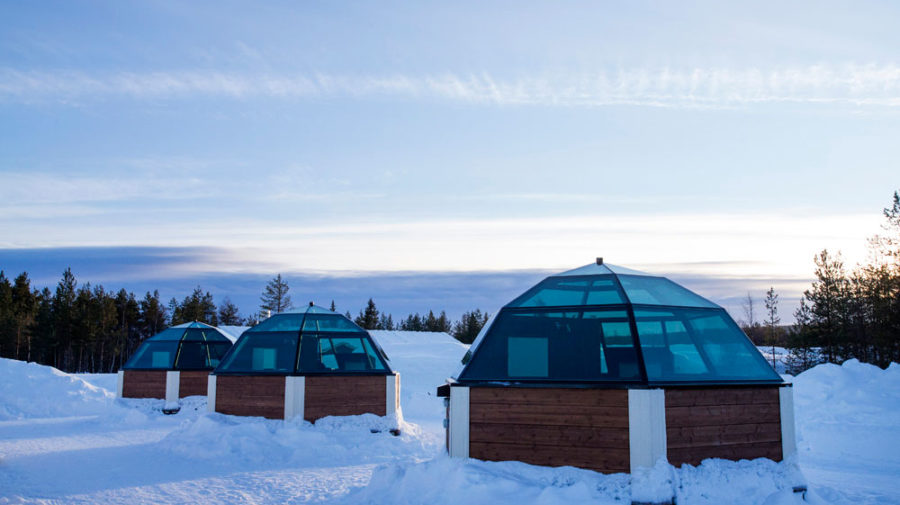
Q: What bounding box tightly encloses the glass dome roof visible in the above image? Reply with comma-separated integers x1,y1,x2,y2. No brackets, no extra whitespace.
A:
457,261,782,386
123,321,235,371
214,304,393,375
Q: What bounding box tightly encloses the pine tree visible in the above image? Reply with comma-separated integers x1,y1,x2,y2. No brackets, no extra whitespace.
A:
764,287,780,370
173,286,218,326
355,298,379,330
260,274,292,314
139,291,167,338
0,271,14,358
52,268,77,369
217,297,243,325
452,309,491,344
11,273,36,361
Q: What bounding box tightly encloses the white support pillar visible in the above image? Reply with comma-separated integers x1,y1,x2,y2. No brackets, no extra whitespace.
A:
284,376,306,421
386,373,400,416
448,386,470,458
116,370,125,398
628,389,667,472
165,371,180,405
779,386,797,459
207,375,217,413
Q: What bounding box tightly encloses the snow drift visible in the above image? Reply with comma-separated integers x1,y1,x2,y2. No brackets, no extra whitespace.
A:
0,357,114,420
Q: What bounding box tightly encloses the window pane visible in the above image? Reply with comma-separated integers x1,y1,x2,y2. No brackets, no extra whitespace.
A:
302,315,361,332
460,309,641,382
618,275,718,308
249,314,305,332
216,331,298,373
124,341,179,369
507,276,626,307
146,328,185,341
331,337,369,370
508,337,548,377
634,308,779,382
176,342,209,369
319,338,338,369
296,334,389,372
361,338,388,370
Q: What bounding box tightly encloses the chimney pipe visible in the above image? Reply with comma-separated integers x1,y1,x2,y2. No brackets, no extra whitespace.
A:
596,257,604,265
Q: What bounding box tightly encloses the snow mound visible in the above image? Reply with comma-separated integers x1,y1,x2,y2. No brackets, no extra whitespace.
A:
793,358,900,427
0,357,115,420
341,456,631,505
673,457,807,505
345,456,809,505
159,412,441,467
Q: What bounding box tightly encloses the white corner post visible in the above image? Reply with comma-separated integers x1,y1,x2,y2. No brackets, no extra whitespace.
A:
628,389,668,472
386,373,400,417
207,375,217,413
116,370,125,398
779,386,797,459
165,371,180,405
448,386,470,458
284,376,306,421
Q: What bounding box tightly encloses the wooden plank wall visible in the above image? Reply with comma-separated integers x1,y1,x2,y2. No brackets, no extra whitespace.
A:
179,371,211,398
468,387,630,473
214,375,286,419
665,387,782,467
122,370,166,399
304,375,388,422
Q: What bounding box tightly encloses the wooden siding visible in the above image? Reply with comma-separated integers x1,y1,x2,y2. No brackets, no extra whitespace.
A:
665,387,782,467
178,371,210,398
468,387,630,473
215,375,285,419
304,375,388,422
121,370,166,399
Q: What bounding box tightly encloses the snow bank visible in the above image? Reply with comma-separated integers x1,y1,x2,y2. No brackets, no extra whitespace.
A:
342,456,808,505
0,357,115,420
369,331,468,424
790,359,900,503
341,457,630,505
160,412,441,467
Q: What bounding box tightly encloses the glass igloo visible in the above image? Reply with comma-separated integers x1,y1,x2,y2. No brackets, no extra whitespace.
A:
215,304,393,375
123,321,235,371
457,259,781,385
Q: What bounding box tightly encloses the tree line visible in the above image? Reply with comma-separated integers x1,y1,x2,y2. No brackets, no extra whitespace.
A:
0,270,490,373
740,191,900,374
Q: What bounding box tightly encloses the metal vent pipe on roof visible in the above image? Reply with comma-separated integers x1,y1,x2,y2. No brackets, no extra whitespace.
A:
596,257,603,265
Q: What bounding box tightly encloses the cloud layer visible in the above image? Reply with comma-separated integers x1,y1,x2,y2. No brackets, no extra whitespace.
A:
3,64,900,107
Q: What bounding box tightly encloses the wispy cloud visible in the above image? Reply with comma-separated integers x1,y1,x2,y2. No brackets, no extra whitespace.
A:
2,64,900,108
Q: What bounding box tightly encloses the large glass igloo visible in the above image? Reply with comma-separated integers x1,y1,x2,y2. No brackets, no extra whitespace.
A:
458,260,781,385
440,260,794,478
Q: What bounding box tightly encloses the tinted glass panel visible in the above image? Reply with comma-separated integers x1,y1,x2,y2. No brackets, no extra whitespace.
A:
175,341,233,369
302,315,362,332
216,331,298,373
124,340,179,369
460,309,641,381
145,327,185,341
248,314,304,333
618,276,718,308
181,328,231,342
634,308,780,382
296,334,390,372
507,276,626,307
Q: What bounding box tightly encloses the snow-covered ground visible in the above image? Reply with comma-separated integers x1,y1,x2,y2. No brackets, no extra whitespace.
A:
0,334,898,505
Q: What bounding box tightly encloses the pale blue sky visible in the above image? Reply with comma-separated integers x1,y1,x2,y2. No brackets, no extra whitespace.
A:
1,1,898,320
